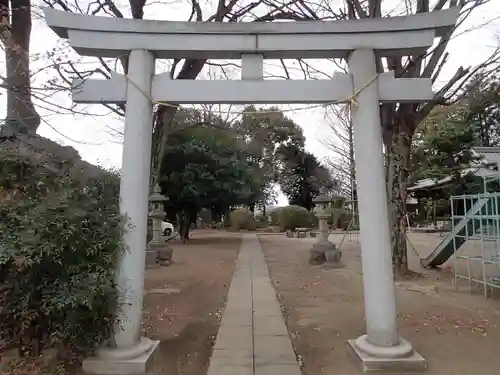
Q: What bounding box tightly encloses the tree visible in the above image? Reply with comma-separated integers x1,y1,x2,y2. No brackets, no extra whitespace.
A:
238,106,305,212
159,108,262,241
463,72,500,147
411,71,500,187
277,143,334,210
0,0,40,135
322,104,356,200
411,107,480,182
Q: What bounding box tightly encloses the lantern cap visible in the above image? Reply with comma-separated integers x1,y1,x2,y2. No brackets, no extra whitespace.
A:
313,188,345,204
313,187,331,203
313,194,331,204
150,184,167,203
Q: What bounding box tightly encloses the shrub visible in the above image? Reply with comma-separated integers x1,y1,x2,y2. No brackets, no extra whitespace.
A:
270,210,280,226
229,209,257,230
326,208,346,229
337,211,359,230
254,214,269,228
0,151,123,358
276,205,316,231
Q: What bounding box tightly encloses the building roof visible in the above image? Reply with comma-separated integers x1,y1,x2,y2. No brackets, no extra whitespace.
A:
408,147,500,192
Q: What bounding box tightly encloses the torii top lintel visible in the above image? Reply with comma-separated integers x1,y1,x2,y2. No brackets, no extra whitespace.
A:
43,8,459,60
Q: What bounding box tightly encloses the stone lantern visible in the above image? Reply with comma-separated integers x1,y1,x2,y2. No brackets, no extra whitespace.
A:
309,191,344,268
146,185,172,267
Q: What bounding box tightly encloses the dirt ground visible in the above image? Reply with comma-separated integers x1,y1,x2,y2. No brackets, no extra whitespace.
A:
259,233,500,375
142,230,241,375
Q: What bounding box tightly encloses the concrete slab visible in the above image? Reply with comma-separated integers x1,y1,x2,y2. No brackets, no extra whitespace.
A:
227,290,252,302
253,293,279,303
225,300,253,310
253,287,277,298
225,292,253,304
253,287,279,299
233,269,252,277
207,364,253,375
348,340,427,372
254,315,289,336
211,348,253,366
223,305,253,317
254,335,297,365
145,288,181,295
214,326,253,350
252,270,270,278
220,310,253,326
207,234,299,375
254,364,302,375
253,304,283,317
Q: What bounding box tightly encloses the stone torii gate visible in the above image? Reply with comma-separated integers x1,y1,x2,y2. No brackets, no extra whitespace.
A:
44,8,458,374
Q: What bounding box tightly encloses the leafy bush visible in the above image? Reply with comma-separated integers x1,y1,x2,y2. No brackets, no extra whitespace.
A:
325,208,346,229
276,205,316,231
270,210,280,226
229,209,257,230
0,152,123,358
337,211,359,230
254,214,269,228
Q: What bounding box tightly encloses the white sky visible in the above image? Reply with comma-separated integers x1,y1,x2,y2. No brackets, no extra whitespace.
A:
1,1,499,206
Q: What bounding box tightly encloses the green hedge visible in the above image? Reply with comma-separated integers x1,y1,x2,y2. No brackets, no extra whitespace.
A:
0,152,122,357
254,214,269,228
229,209,257,230
273,205,316,231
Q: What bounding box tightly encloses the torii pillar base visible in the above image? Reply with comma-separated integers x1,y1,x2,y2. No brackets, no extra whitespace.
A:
348,337,426,372
83,338,160,375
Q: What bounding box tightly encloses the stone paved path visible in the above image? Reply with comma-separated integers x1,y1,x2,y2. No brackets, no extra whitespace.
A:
207,234,301,375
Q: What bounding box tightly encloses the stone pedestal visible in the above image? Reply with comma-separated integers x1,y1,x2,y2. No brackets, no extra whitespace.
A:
309,243,327,265
83,337,160,375
348,337,426,372
156,244,173,267
145,249,159,269
322,244,343,270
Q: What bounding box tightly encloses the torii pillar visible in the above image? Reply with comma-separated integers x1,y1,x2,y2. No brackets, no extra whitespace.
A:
43,7,459,374
86,49,158,374
347,48,424,370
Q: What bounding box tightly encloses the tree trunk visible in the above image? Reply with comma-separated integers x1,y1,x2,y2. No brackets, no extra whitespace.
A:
223,208,231,227
348,115,356,201
386,119,413,277
178,209,192,243
1,0,40,136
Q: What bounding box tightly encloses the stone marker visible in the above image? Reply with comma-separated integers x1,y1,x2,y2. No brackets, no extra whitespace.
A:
146,185,172,268
309,192,343,268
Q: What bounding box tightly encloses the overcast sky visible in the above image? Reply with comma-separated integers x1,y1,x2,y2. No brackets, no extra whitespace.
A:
1,1,499,206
